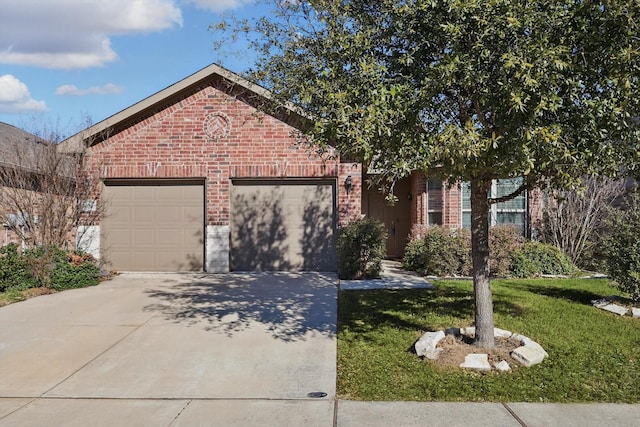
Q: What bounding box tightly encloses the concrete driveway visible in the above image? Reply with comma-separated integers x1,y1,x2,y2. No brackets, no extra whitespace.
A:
0,272,337,426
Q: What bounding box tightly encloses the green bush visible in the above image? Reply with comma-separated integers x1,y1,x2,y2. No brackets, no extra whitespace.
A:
0,245,100,293
489,225,524,278
46,248,100,291
510,241,577,278
403,225,578,278
0,243,37,292
600,190,640,302
402,226,471,277
337,218,387,279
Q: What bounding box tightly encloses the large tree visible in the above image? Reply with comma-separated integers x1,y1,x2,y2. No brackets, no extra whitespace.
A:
217,0,640,347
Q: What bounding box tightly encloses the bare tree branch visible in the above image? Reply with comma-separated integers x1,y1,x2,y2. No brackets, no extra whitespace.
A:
0,123,103,251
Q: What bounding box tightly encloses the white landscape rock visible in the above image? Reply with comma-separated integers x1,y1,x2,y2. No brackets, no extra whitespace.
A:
493,328,513,338
523,340,549,358
494,360,511,372
511,344,547,367
460,353,491,371
414,331,446,359
601,303,629,316
633,308,640,318
511,333,529,343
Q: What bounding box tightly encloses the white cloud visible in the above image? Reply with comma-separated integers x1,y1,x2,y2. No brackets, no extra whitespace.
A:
181,0,250,12
0,75,47,114
0,0,183,69
56,83,124,96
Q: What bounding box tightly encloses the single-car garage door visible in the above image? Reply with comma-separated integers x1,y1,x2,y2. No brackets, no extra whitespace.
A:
101,180,204,272
231,180,336,271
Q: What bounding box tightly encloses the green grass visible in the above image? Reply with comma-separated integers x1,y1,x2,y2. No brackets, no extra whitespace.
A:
0,288,28,306
337,278,640,402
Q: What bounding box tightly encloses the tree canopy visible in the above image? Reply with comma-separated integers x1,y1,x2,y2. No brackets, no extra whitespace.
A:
216,0,640,347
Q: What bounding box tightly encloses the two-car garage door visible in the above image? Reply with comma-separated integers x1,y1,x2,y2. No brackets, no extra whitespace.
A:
101,179,337,272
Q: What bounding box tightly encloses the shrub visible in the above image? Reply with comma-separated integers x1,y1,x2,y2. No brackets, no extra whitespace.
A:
510,241,577,278
44,247,100,291
403,226,471,277
0,243,37,292
337,218,387,280
0,245,100,293
50,253,100,290
489,225,524,278
403,225,579,279
600,190,640,302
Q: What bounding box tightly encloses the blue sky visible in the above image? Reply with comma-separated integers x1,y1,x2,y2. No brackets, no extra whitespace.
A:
0,0,267,138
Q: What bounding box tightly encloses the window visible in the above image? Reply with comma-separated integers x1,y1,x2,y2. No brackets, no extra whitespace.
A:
461,178,527,233
493,178,526,230
427,178,443,225
462,182,472,229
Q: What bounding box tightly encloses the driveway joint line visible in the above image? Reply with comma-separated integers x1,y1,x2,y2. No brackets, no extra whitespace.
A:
502,402,528,427
39,315,157,398
167,399,192,427
0,398,36,422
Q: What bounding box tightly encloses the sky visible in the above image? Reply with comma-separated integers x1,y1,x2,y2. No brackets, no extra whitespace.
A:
0,0,267,138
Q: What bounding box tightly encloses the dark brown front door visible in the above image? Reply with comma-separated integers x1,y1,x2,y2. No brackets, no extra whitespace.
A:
365,177,412,258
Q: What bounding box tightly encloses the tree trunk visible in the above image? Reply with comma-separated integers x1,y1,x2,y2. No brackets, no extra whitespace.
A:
470,178,495,349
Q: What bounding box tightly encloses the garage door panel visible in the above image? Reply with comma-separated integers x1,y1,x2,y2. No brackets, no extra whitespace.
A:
132,206,154,223
102,182,204,272
156,228,181,246
157,207,180,223
230,180,336,272
132,228,155,246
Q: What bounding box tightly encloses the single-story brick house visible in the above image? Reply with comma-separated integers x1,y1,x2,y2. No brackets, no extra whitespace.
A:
62,64,542,272
62,64,362,272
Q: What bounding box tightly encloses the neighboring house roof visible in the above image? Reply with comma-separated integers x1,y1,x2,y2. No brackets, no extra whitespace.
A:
0,122,48,173
0,122,77,179
60,63,310,153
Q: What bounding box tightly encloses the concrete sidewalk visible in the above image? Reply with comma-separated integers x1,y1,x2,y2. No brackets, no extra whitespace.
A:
2,397,640,426
1,272,639,426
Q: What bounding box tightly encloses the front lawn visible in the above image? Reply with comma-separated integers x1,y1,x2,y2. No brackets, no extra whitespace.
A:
337,278,640,402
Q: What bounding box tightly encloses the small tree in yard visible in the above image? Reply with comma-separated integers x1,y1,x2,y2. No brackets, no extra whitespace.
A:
541,176,626,266
216,1,640,347
337,218,387,280
0,122,101,251
601,189,640,303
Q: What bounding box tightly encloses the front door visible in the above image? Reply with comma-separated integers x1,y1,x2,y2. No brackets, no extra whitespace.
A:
365,177,411,258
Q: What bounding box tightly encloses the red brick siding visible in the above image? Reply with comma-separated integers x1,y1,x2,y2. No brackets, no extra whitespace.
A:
443,183,462,228
338,162,362,224
410,172,427,226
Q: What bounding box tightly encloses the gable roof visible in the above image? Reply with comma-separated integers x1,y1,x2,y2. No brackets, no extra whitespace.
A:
0,122,48,172
60,63,308,153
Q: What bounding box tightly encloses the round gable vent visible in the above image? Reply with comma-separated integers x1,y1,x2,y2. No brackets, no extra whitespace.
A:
203,112,231,139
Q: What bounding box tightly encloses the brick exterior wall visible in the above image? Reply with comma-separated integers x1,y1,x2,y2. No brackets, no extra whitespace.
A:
410,172,427,226
443,182,462,228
